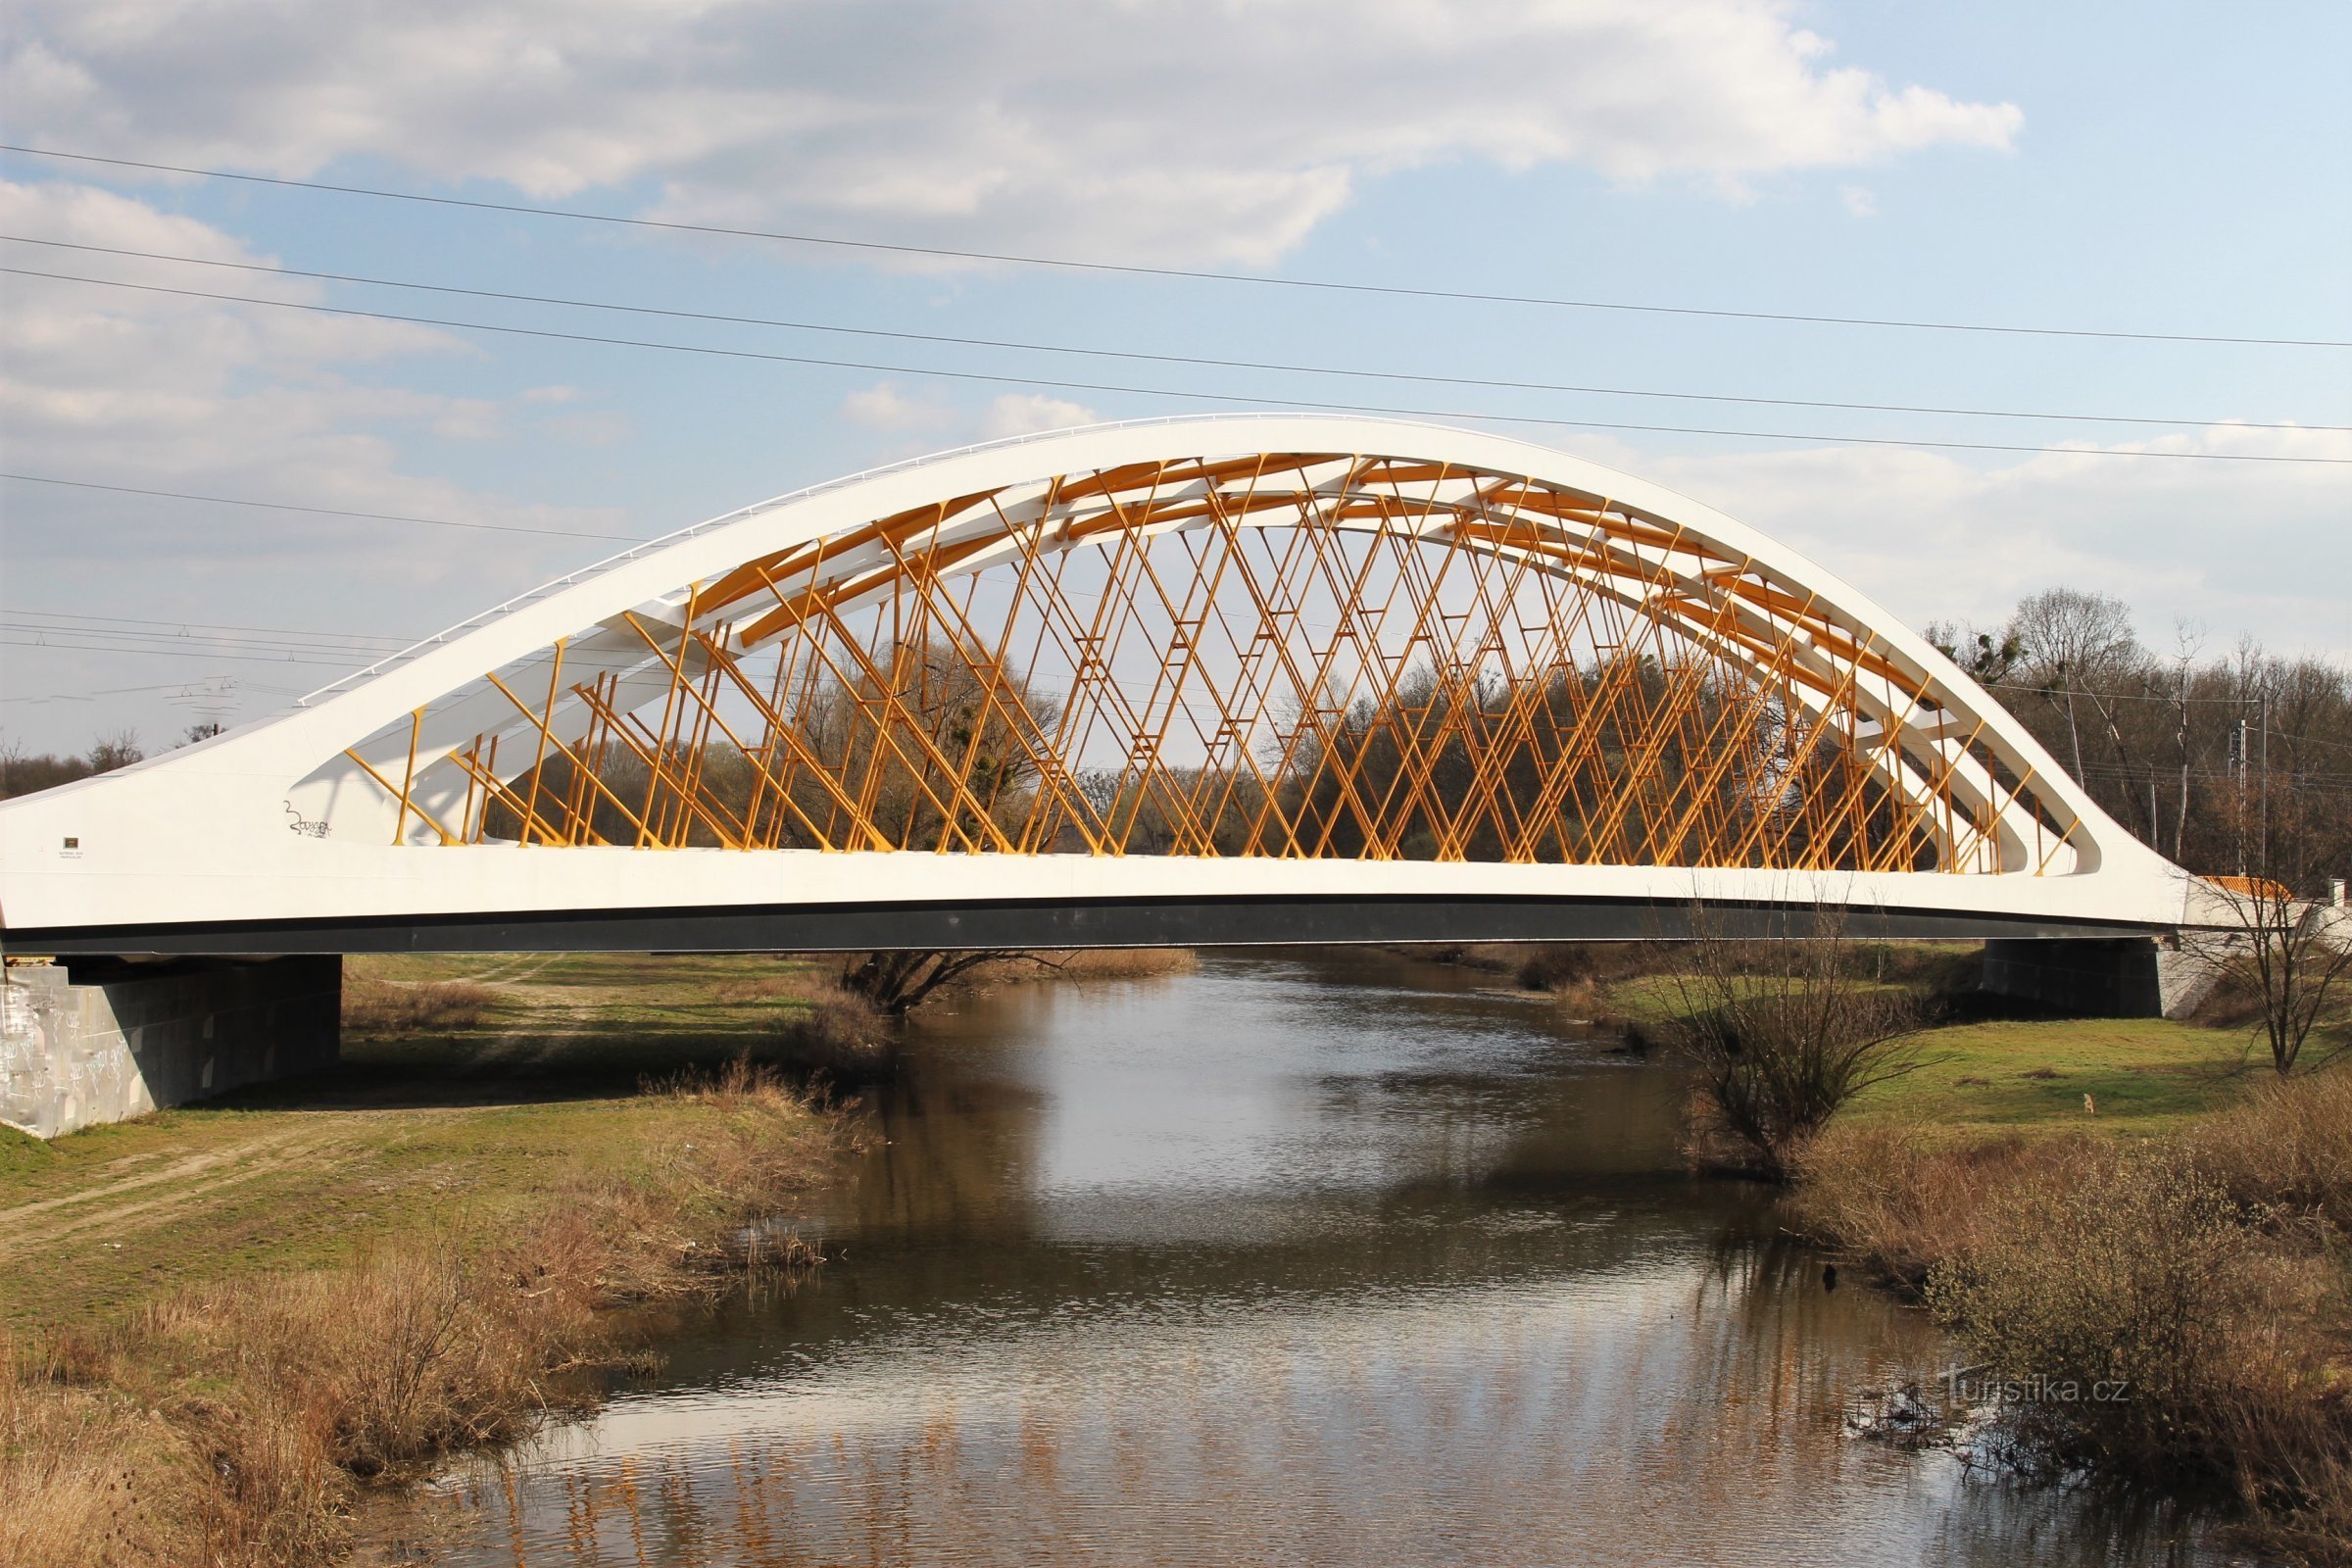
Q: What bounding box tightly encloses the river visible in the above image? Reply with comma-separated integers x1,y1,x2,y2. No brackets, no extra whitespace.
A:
422,950,2224,1566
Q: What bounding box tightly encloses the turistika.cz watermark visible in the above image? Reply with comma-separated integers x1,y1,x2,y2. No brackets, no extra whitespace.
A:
1939,1367,2132,1404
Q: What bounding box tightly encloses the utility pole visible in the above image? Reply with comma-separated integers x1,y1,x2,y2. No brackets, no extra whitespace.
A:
2176,680,2191,861
2259,691,2270,877
2230,713,2249,876
2060,660,2085,784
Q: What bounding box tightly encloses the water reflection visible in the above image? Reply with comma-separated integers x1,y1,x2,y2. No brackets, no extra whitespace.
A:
430,952,2223,1566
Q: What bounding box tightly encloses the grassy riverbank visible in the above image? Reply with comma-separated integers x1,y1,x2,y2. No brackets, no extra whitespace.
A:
1,953,882,1328
0,952,881,1567
1537,942,2352,1563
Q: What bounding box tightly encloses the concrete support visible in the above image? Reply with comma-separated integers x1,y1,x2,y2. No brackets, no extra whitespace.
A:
1981,936,2217,1019
0,956,340,1139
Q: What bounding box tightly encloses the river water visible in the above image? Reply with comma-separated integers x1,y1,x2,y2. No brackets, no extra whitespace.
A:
427,951,2224,1566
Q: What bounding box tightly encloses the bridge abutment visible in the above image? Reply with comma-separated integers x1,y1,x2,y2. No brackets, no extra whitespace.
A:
1,956,340,1139
1980,937,2215,1019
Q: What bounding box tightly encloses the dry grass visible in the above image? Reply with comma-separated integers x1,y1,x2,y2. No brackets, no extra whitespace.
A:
0,1333,202,1568
0,1060,845,1568
1795,1066,2352,1562
693,969,892,1075
2192,1067,2352,1233
1791,1125,2053,1291
968,948,1200,986
339,978,499,1035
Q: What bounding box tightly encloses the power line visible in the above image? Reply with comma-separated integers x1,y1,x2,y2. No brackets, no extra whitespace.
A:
1981,677,2352,708
5,142,2343,351
0,676,236,705
6,608,411,646
8,234,2338,436
0,633,367,668
12,265,2349,466
0,471,643,541
7,627,400,660
9,606,409,649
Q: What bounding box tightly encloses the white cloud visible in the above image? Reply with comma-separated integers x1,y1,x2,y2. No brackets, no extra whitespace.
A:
1628,424,2352,661
4,0,2022,265
0,179,626,578
976,393,1099,441
1838,184,1877,217
840,381,957,432
429,399,506,440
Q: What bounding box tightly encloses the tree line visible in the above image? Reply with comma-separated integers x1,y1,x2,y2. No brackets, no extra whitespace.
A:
487,636,1928,872
6,589,2345,897
1929,588,2350,894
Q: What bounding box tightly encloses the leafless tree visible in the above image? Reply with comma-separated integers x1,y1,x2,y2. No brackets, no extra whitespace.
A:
84,730,144,772
1933,595,2349,883
838,949,1067,1015
2182,877,2352,1076
1667,903,1936,1179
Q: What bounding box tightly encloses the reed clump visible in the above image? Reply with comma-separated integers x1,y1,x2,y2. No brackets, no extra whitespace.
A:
1794,1066,2352,1561
0,1059,845,1568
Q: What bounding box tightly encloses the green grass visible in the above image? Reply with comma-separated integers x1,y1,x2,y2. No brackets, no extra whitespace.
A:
0,1123,59,1178
0,953,858,1330
1601,966,2265,1141
1845,1016,2251,1136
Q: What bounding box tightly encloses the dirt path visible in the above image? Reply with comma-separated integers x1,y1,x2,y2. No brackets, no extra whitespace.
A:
0,1096,504,1265
0,1126,354,1260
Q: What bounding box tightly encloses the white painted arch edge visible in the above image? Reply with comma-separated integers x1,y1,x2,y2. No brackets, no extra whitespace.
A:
0,415,2189,935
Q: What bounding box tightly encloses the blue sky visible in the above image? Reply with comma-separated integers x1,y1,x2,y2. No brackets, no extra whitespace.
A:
1,0,2345,752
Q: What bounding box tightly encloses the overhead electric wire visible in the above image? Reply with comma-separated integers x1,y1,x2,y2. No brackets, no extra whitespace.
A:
1981,678,2352,709
8,266,2347,466
7,234,2336,435
5,609,422,666
7,608,412,651
0,471,644,542
4,143,2344,351
0,676,240,705
7,627,404,660
0,633,378,668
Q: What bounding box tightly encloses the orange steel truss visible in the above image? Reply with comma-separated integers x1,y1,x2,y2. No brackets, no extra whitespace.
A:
351,452,2075,871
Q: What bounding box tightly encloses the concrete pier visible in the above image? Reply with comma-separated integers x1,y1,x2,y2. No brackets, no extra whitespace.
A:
0,956,340,1139
1980,937,2218,1019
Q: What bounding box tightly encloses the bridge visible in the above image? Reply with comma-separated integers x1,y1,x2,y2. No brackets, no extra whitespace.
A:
4,416,2201,958
4,414,2225,1132
2,415,2193,960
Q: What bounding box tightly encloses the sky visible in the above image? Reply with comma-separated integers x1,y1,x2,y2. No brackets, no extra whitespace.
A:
1,0,2346,754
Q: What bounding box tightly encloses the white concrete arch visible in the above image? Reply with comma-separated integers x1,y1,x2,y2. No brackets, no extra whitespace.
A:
0,416,2191,954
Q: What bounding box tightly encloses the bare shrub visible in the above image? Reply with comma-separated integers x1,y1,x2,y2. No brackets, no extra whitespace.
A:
1924,1146,2341,1494
85,731,145,774
1668,908,1934,1179
1793,1074,2352,1557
